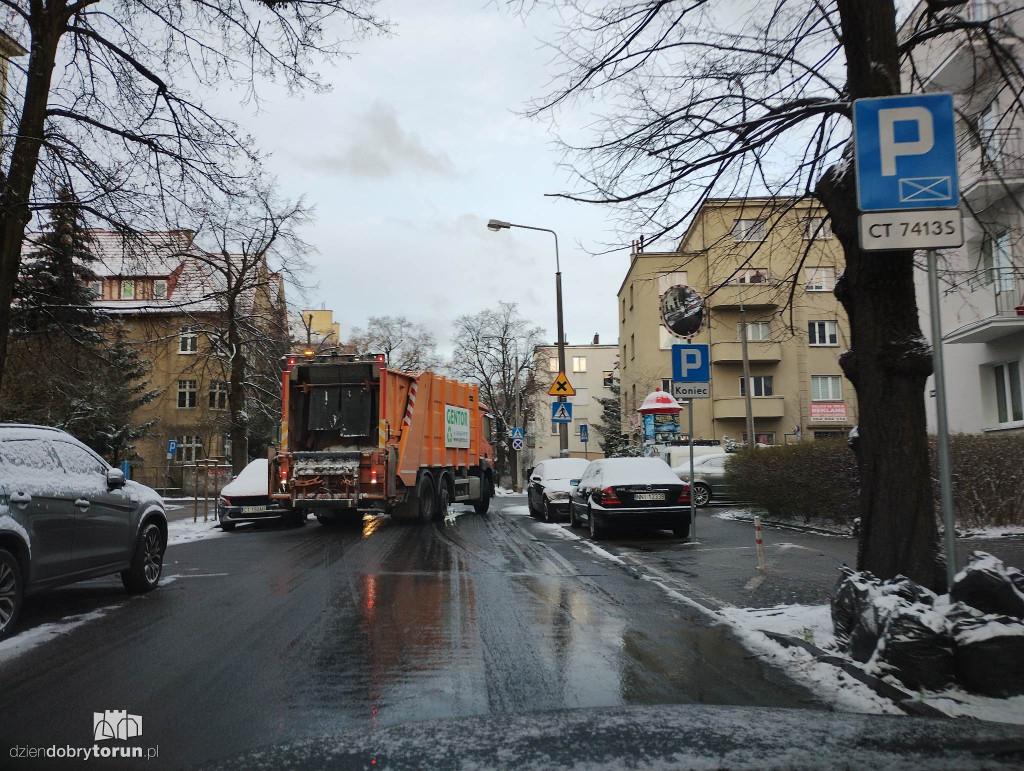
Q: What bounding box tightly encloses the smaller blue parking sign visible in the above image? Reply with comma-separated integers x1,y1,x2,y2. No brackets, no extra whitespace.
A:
167,439,178,454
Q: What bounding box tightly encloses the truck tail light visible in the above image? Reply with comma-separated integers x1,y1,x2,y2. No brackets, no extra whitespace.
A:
371,468,378,484
599,487,621,505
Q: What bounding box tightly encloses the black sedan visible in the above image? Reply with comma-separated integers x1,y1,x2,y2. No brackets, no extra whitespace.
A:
569,457,691,540
527,457,591,522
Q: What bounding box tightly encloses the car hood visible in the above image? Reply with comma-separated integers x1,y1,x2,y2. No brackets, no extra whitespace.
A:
200,704,1024,770
542,478,575,495
125,479,163,510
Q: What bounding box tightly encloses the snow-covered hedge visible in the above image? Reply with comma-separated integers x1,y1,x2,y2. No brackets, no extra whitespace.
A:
724,434,1024,528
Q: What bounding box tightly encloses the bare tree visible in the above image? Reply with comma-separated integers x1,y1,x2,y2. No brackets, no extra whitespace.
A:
348,315,442,371
0,0,389,382
517,0,1024,587
450,303,546,485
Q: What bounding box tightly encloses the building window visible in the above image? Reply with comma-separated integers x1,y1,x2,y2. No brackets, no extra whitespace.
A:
154,279,168,299
87,280,102,298
657,271,688,294
804,217,833,240
177,379,197,408
993,361,1023,424
742,432,776,445
805,267,835,292
629,283,634,309
621,297,626,322
739,376,773,397
176,435,203,463
209,381,228,410
661,378,672,393
980,231,1013,292
179,327,198,354
550,421,560,435
808,320,839,346
119,279,135,300
548,357,558,373
630,333,635,360
603,371,614,388
738,321,771,341
732,218,767,242
572,356,587,373
735,268,769,284
812,375,843,401
621,345,627,369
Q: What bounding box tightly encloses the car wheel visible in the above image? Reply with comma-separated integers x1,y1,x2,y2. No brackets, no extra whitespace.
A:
588,507,603,540
221,521,236,531
542,498,553,523
417,475,435,523
692,483,711,508
569,504,579,528
121,522,165,595
0,548,24,639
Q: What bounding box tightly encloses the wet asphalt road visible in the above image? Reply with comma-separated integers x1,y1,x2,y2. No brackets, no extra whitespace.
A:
0,496,827,769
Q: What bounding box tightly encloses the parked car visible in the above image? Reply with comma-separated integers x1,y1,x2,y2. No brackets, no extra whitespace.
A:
0,424,168,639
527,458,591,522
673,452,732,507
568,457,691,540
218,458,304,530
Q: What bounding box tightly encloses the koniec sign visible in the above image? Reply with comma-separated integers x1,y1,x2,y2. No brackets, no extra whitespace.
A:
810,403,847,423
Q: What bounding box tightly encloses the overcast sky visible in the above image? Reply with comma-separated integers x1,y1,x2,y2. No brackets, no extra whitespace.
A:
220,0,641,356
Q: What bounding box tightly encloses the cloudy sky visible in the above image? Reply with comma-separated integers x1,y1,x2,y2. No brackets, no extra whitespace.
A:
221,0,639,355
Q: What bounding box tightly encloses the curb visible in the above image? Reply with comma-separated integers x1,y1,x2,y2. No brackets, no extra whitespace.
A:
762,631,949,719
714,512,853,538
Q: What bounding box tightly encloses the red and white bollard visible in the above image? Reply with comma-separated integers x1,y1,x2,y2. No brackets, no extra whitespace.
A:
754,515,766,571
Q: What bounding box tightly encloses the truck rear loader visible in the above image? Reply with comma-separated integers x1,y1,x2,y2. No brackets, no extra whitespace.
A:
270,352,496,525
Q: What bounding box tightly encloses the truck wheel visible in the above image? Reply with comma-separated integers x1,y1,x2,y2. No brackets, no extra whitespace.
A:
473,473,492,515
316,513,340,527
438,484,451,519
473,494,490,515
416,475,435,523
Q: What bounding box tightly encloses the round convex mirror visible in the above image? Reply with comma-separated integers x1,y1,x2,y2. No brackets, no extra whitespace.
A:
660,285,705,338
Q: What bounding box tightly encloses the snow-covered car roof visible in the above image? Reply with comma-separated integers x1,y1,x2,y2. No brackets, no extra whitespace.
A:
221,459,269,498
589,457,683,487
538,458,591,480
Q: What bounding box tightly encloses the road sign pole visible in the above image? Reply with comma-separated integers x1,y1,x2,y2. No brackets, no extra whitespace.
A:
928,248,958,589
689,398,696,542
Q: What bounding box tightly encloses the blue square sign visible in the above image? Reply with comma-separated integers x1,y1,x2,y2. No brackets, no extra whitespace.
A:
551,401,573,423
853,93,959,211
672,344,710,383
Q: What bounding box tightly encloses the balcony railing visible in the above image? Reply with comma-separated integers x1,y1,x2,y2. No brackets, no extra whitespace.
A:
995,271,1023,317
957,128,1024,207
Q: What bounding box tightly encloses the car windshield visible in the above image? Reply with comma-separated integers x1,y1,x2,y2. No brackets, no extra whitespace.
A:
3,3,1024,767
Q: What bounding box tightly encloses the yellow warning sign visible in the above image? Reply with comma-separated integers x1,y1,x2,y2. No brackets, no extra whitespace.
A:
547,371,576,397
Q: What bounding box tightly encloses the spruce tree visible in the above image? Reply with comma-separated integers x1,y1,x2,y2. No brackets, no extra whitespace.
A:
594,379,636,457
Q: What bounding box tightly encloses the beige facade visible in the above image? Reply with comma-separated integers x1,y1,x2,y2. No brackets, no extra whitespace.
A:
530,343,618,461
617,198,858,446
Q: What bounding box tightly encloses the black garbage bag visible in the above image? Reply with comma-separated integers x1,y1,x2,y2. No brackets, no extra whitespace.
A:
831,567,878,648
871,603,954,691
883,575,936,607
950,552,1024,619
951,605,1024,698
849,591,908,663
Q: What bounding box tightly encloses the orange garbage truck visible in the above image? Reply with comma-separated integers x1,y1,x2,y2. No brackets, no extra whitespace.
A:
269,352,497,525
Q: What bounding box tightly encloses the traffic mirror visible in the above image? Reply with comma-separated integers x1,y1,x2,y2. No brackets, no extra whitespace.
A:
660,285,705,338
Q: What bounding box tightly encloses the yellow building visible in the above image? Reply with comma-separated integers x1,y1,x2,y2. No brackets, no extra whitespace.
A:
617,198,858,446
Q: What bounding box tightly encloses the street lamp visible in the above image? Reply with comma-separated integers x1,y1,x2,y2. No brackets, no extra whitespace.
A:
486,218,569,457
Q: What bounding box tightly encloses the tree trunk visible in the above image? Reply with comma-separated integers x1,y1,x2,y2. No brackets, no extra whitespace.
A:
815,0,942,589
0,6,65,381
226,291,249,474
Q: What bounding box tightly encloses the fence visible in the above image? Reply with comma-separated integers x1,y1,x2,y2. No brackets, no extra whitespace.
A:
125,459,233,498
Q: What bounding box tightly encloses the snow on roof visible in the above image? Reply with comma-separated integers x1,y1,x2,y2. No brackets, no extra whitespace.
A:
221,459,269,498
538,458,591,479
591,457,683,486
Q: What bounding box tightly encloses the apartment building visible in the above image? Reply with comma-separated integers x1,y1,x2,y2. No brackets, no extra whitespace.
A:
618,198,857,446
530,341,618,461
903,1,1024,435
82,230,288,484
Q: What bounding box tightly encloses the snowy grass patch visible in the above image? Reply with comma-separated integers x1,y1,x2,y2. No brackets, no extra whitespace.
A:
167,517,228,546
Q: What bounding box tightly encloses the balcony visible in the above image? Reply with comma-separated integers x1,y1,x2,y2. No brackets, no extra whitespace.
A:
706,282,781,310
958,129,1024,210
711,340,783,363
922,3,1019,92
713,396,786,419
945,273,1024,344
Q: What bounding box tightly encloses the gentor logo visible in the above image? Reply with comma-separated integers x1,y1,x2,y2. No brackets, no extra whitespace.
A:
444,405,471,449
93,710,143,741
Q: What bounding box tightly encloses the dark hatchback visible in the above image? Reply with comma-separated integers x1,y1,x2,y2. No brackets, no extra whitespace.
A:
569,457,691,540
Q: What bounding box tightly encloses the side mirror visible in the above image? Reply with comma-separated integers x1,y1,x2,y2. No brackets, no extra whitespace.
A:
570,479,580,487
531,476,541,482
106,468,126,490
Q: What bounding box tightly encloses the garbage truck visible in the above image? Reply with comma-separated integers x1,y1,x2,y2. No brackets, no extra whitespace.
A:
269,352,496,526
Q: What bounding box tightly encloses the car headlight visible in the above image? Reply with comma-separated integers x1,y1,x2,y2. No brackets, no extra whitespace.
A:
549,491,569,500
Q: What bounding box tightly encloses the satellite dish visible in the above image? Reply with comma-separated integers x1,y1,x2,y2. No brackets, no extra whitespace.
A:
660,285,705,338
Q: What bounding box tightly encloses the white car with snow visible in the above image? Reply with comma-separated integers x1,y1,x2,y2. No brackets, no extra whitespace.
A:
0,424,167,638
527,457,592,522
218,458,305,531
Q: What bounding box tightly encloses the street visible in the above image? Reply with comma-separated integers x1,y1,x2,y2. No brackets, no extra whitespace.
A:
2,496,827,769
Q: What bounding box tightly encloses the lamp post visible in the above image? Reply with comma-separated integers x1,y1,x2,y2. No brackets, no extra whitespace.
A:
487,219,569,457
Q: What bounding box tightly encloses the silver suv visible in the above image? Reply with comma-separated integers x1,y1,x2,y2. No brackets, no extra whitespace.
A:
0,425,168,638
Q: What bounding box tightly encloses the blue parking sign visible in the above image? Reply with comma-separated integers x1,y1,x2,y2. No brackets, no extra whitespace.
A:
853,93,959,211
672,344,709,383
167,439,178,454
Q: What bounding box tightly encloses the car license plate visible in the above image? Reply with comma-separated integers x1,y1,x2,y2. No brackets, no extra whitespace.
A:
634,493,665,501
241,505,267,513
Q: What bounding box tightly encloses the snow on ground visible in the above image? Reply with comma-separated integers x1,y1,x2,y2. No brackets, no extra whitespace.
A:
712,509,851,536
0,607,116,664
494,487,520,497
167,517,228,546
959,525,1024,539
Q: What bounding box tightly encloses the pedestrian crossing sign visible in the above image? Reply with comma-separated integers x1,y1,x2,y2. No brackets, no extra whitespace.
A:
547,372,576,397
551,401,573,423
509,427,524,439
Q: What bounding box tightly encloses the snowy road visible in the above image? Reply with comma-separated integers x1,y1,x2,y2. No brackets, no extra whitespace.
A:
0,496,831,769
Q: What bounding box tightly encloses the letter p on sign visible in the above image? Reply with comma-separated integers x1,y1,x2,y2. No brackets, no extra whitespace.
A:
878,107,933,176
